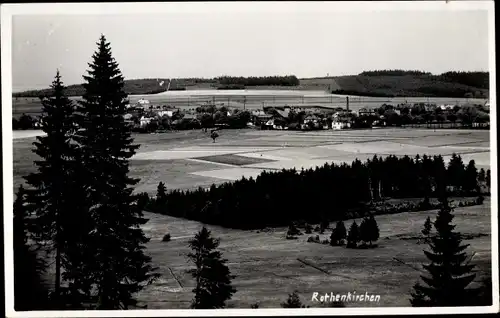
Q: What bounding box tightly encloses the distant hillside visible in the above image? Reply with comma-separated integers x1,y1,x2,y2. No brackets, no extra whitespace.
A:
300,70,489,98
13,71,489,99
12,78,218,98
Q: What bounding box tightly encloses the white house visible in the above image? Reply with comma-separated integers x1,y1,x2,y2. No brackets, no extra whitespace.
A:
157,110,173,117
332,120,351,130
140,116,154,127
136,99,150,110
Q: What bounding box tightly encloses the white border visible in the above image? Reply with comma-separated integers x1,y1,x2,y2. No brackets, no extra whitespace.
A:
1,1,498,317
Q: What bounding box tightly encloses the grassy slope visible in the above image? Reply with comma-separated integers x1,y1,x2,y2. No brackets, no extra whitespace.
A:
300,75,488,98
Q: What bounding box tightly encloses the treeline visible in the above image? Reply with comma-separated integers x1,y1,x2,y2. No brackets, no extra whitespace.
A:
360,70,432,76
438,71,489,89
145,153,490,230
217,75,300,87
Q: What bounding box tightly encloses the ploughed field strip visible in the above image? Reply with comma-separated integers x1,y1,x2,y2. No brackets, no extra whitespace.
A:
195,154,276,166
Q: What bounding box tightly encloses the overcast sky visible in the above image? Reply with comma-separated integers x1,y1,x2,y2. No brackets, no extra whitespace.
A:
10,6,490,92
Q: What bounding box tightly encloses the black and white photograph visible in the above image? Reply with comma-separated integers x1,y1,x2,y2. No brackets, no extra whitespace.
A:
1,1,498,316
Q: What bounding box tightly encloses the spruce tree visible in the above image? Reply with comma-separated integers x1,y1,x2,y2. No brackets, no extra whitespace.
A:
281,291,307,308
477,168,486,183
346,221,360,248
23,70,79,305
367,215,379,245
73,35,159,309
410,195,480,306
188,226,236,309
359,217,370,246
330,220,347,246
462,160,478,195
13,185,48,310
447,153,465,193
485,169,491,193
156,181,168,210
421,216,432,242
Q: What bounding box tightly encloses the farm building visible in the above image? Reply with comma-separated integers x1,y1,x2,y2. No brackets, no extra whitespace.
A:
358,108,377,116
332,120,351,130
139,116,154,127
157,110,174,117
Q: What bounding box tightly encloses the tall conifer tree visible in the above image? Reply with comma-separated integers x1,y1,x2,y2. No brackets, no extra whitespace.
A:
410,195,480,306
13,185,48,310
188,227,236,309
73,35,159,309
23,70,79,305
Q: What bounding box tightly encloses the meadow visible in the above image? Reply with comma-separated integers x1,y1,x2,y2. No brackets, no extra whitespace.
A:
12,127,492,308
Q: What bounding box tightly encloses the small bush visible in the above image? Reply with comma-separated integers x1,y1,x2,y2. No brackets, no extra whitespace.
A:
250,303,259,309
476,195,485,205
281,291,309,308
321,239,330,245
162,233,171,242
458,202,464,207
287,223,302,236
314,226,321,232
305,223,313,234
307,235,320,243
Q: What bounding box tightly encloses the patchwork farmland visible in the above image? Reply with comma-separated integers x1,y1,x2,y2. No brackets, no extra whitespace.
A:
13,128,491,194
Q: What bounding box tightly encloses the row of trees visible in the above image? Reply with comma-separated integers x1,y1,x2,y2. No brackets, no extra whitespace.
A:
217,75,300,87
147,153,489,229
360,70,433,77
328,216,380,248
372,105,490,128
13,35,159,310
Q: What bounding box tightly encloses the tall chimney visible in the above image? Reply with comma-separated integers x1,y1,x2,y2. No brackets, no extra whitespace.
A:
346,96,350,111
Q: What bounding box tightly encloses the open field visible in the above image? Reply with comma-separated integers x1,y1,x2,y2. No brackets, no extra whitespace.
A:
13,128,491,194
133,199,491,308
12,89,487,118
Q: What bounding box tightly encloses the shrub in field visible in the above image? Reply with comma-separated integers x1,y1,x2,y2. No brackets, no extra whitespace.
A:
307,235,320,243
321,239,330,245
305,223,313,234
287,223,302,236
162,234,171,242
250,303,259,309
281,291,309,308
330,221,347,246
346,221,360,248
476,195,484,205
